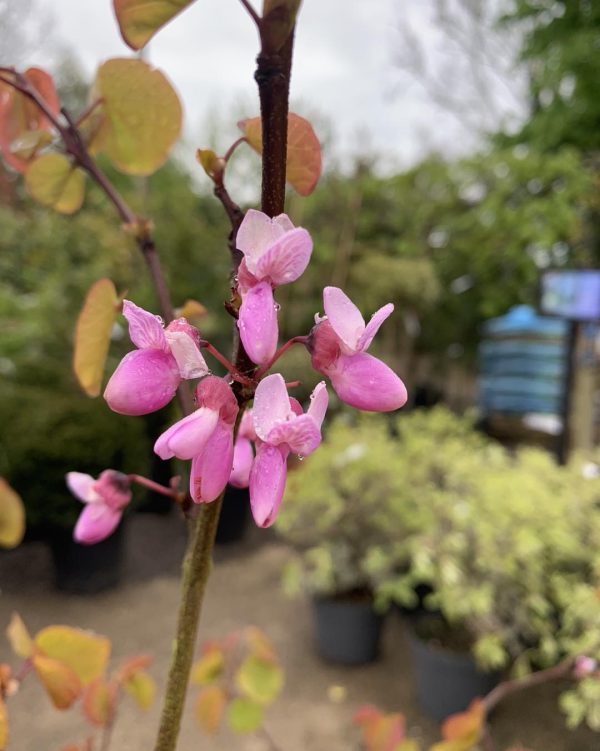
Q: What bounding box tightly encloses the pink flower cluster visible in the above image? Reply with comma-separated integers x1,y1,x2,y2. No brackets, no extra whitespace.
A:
68,209,407,543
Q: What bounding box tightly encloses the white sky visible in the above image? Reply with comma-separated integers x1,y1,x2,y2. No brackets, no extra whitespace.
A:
28,0,525,171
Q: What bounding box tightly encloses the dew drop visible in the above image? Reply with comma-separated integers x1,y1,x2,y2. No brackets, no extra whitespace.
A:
297,455,304,462
274,303,281,311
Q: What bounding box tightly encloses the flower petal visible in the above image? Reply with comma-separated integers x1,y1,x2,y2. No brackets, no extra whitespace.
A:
307,381,328,428
229,436,254,489
249,443,288,528
66,472,96,503
238,409,257,441
328,352,408,412
122,300,168,351
252,373,292,441
236,209,289,271
323,287,365,352
73,503,122,545
356,303,394,352
254,228,313,286
154,406,219,461
190,421,234,503
164,329,209,379
237,282,278,365
104,348,180,416
267,413,322,456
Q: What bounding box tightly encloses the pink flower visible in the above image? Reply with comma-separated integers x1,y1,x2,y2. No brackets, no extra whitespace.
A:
104,300,208,416
66,470,131,545
250,374,328,528
574,656,598,679
308,286,407,412
236,209,313,365
154,376,238,504
229,410,256,489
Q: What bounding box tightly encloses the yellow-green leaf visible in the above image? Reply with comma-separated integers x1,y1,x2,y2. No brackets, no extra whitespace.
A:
195,685,226,735
33,654,82,710
94,59,182,176
73,279,119,398
227,697,264,734
25,153,85,214
113,0,197,50
35,626,111,686
123,671,156,710
235,655,283,705
82,678,115,726
239,112,321,196
6,613,33,659
196,149,224,180
190,648,224,686
0,696,7,751
175,299,207,322
0,479,25,549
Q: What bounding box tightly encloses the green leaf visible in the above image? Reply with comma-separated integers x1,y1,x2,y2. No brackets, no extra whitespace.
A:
0,479,25,550
123,671,156,710
226,697,264,734
239,112,321,196
113,0,197,50
195,686,226,735
73,279,119,398
35,626,111,686
235,655,283,705
94,58,182,176
25,153,85,214
190,648,224,686
196,149,224,180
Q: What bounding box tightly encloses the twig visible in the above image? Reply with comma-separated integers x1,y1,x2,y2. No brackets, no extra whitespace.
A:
239,0,261,27
255,335,308,378
128,474,181,500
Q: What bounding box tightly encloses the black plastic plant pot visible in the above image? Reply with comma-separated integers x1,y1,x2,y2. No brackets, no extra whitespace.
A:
215,485,251,545
48,522,125,594
407,630,499,721
312,595,384,665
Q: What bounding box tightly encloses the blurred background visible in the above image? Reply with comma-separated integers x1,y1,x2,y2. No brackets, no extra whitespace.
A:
0,1,599,749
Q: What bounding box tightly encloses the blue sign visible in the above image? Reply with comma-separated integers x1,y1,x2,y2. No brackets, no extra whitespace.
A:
540,270,600,321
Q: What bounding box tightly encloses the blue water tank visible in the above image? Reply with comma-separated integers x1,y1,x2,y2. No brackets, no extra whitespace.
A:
479,306,568,415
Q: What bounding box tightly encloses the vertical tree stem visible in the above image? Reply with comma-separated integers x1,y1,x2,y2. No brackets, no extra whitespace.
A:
152,22,297,751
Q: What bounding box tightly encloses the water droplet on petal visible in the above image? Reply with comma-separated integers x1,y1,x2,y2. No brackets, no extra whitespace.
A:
297,455,304,462
274,303,281,311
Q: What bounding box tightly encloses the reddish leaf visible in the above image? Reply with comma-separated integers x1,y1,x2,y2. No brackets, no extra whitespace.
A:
354,706,407,751
116,654,153,683
441,700,485,742
239,112,321,196
0,68,59,173
190,647,224,686
195,685,226,735
82,678,115,727
0,478,25,549
32,654,82,710
73,279,120,397
113,0,197,50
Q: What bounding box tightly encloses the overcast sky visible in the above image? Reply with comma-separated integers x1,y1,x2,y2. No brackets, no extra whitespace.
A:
26,0,525,171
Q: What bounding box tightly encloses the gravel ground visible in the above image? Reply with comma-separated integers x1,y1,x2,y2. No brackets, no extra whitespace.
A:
0,512,598,751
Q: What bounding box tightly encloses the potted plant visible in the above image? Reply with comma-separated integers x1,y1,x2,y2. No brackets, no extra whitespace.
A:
276,414,409,665
374,408,600,723
0,383,150,593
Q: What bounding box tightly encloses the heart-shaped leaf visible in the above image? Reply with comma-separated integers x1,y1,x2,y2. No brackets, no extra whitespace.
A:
94,58,182,175
195,685,226,734
25,153,86,214
123,670,156,710
35,626,111,686
227,697,264,734
82,678,115,726
239,112,321,196
113,0,197,50
73,279,120,398
235,654,283,705
0,479,25,550
190,647,224,686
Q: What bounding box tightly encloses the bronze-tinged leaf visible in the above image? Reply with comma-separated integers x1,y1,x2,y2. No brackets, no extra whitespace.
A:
33,654,82,710
6,613,33,659
190,647,224,686
195,149,224,180
441,699,484,742
73,279,119,398
175,299,208,322
113,0,197,50
0,696,7,751
195,686,226,735
0,478,25,550
0,68,59,173
261,0,302,52
94,58,182,175
82,678,115,727
239,112,321,196
25,153,86,214
35,626,111,686
116,654,153,683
